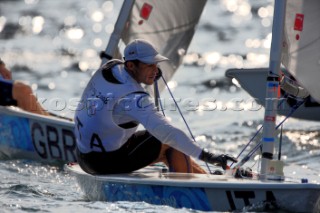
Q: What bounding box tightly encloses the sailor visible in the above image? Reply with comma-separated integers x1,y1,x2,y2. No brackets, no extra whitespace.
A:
74,39,237,174
0,57,49,115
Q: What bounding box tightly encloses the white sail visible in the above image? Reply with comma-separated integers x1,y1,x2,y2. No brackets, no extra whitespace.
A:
121,0,207,90
282,0,320,102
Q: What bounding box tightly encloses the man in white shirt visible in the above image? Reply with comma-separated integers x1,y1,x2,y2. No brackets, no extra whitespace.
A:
75,39,237,174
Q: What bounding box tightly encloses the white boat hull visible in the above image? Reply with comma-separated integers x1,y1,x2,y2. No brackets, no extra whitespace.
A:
225,68,320,121
0,106,76,163
66,163,320,212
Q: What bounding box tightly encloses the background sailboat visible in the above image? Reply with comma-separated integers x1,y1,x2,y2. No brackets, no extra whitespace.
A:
226,0,320,122
226,67,320,121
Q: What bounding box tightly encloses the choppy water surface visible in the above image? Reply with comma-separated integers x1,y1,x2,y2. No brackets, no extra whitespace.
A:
1,0,320,212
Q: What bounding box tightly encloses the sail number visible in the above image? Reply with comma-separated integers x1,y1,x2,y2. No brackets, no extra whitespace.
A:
226,190,276,210
31,121,76,162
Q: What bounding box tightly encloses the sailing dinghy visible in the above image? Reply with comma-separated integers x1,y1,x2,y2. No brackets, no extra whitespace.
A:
226,67,320,121
66,162,320,212
66,0,320,212
226,0,320,122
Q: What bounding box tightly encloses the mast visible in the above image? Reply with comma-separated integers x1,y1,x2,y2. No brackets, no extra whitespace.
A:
100,0,135,65
259,0,286,179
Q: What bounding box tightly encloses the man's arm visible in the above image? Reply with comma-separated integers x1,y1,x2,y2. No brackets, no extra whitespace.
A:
114,92,203,159
0,58,12,80
114,92,238,169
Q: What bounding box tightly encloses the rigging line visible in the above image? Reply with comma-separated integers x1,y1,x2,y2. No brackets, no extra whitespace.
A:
161,75,212,174
246,99,305,159
233,98,306,168
161,76,195,141
276,99,306,128
235,138,264,169
154,81,166,117
230,125,263,168
230,96,289,167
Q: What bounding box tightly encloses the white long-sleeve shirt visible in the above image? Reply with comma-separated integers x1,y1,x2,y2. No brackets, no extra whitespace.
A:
112,76,202,159
75,61,202,159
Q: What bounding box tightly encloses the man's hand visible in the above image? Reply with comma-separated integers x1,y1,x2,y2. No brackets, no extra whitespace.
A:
199,149,238,170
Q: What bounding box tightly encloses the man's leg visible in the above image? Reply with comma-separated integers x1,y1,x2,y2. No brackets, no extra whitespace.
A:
155,144,207,174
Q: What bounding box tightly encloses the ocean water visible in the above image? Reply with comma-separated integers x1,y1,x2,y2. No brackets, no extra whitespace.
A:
1,0,320,212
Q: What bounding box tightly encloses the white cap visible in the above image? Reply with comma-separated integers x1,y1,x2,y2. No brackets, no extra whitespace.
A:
124,39,169,64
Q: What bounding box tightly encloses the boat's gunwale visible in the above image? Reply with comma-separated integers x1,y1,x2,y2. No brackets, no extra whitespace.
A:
66,164,320,190
0,106,74,126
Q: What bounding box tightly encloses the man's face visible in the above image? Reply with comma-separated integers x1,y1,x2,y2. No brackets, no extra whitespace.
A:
134,62,158,85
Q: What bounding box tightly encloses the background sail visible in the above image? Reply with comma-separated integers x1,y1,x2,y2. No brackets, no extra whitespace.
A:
282,0,320,102
121,0,207,92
